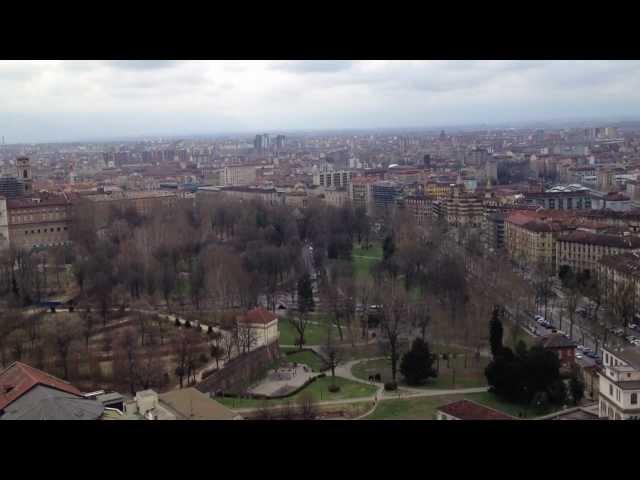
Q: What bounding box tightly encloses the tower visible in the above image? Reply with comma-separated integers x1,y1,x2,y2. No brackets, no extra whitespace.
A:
16,157,32,194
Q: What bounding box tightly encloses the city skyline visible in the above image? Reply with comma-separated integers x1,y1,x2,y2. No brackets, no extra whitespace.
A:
2,60,640,143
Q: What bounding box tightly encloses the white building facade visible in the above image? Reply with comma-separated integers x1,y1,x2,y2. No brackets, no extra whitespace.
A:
598,347,640,420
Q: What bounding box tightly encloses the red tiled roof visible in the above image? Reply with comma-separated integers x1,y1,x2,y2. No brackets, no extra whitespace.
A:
237,307,277,325
437,400,515,420
0,362,81,410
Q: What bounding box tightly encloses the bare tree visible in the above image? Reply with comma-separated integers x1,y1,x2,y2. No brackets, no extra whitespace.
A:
113,328,140,395
288,313,310,351
137,345,167,391
565,286,580,340
411,301,431,341
81,309,96,350
297,392,319,420
46,318,81,380
209,330,224,369
379,276,410,383
171,329,202,388
608,281,637,336
321,327,342,390
221,331,236,363
238,322,258,354
7,329,27,362
355,277,374,340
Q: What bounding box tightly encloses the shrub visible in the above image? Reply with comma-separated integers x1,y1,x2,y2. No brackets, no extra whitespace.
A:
174,318,181,327
199,353,208,364
328,384,340,393
384,381,398,391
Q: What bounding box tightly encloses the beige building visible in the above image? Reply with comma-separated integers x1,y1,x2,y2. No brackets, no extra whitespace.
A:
505,211,566,271
556,230,640,275
323,187,349,208
223,164,260,186
80,190,180,231
123,388,242,420
6,194,73,250
220,186,283,206
405,194,434,226
443,185,485,229
349,177,375,214
236,307,279,348
597,252,640,302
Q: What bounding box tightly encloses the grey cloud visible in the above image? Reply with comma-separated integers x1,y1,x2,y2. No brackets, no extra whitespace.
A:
271,60,356,74
107,60,182,71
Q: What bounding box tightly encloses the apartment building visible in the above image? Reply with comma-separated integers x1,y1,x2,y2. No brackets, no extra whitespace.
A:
349,177,376,214
556,230,640,275
424,181,453,200
597,252,640,302
80,190,180,231
598,346,640,420
443,185,484,228
405,194,435,226
220,186,283,206
223,164,260,186
323,187,349,208
312,169,353,189
505,211,567,271
1,193,73,250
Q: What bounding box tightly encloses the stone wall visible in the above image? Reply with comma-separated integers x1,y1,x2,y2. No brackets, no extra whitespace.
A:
196,341,280,395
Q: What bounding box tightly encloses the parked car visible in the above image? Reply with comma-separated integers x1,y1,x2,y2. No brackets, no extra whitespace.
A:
630,324,638,330
577,345,586,351
576,353,584,359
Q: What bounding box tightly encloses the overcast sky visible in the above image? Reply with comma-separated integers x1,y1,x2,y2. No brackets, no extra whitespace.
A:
1,60,640,143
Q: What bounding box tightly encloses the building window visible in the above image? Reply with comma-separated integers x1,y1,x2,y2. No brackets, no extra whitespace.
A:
610,384,613,396
632,393,638,405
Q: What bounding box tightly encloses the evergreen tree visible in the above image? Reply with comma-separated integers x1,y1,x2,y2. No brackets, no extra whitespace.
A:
489,305,504,358
569,370,585,405
400,337,437,385
382,234,396,262
297,274,315,314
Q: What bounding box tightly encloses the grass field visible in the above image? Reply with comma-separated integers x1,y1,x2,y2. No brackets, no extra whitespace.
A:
351,353,489,390
363,390,561,420
352,242,382,280
280,348,327,372
217,376,377,410
464,391,560,418
364,394,466,420
278,318,334,346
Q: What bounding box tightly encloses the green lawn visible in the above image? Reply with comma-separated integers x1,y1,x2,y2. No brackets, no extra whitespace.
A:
464,391,560,419
278,318,334,346
364,390,562,420
364,394,467,420
280,349,327,372
352,242,382,280
217,376,377,410
352,242,383,259
351,350,489,390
